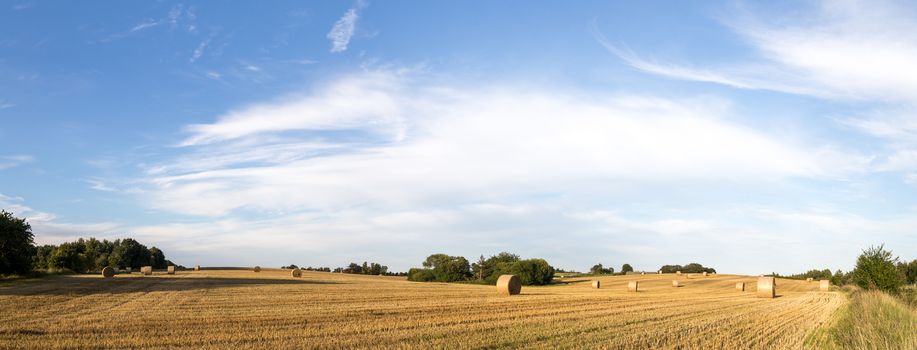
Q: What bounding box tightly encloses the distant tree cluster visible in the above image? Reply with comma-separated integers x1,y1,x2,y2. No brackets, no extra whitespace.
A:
659,263,716,274
340,261,389,275
408,252,555,286
589,263,614,275
282,264,333,272
34,238,177,273
1,210,176,276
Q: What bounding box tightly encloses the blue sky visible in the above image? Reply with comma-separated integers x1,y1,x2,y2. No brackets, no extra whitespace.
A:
1,1,915,274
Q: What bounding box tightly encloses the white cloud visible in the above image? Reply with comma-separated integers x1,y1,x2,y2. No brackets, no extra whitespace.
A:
190,38,209,63
138,69,869,219
0,154,34,170
327,1,367,53
600,1,917,103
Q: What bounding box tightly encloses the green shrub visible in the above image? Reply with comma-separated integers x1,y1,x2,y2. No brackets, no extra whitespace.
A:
407,268,435,282
852,245,904,293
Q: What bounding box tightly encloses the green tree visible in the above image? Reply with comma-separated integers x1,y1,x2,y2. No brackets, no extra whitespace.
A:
896,259,917,285
48,242,89,272
0,210,35,275
407,268,435,282
32,244,56,270
110,239,151,269
852,244,904,293
621,263,634,274
472,255,489,280
149,247,166,269
590,263,605,275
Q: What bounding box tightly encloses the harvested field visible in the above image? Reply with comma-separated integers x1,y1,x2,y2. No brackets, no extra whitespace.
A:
0,270,844,349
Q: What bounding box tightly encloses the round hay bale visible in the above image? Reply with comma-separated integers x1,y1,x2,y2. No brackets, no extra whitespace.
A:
806,277,813,282
291,268,302,278
166,266,175,275
672,280,680,287
819,280,830,291
757,276,775,298
736,282,745,291
703,272,708,277
496,274,521,296
141,266,153,275
676,271,681,275
101,266,115,278
591,280,601,289
194,265,200,271
253,266,261,273
627,281,639,292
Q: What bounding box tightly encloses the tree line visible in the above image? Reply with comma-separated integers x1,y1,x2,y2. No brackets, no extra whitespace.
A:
1,210,176,276
587,262,716,275
408,252,555,285
784,245,916,294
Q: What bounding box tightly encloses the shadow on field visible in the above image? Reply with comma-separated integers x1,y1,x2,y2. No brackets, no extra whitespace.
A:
0,276,340,296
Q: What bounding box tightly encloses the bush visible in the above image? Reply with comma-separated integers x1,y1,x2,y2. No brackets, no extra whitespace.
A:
852,245,904,293
407,268,435,282
488,258,555,285
0,210,35,275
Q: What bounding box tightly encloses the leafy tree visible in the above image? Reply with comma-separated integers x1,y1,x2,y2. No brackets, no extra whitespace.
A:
852,244,904,293
422,254,451,269
109,238,151,269
0,210,35,275
621,263,634,274
590,263,613,275
897,259,917,285
472,255,489,280
49,242,88,272
149,247,167,269
32,244,55,270
407,268,435,282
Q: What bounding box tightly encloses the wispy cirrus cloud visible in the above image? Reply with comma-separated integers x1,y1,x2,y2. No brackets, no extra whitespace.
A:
0,155,34,170
327,0,368,53
599,1,917,103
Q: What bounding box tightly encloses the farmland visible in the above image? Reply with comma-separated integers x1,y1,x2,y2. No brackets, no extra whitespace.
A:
0,270,849,349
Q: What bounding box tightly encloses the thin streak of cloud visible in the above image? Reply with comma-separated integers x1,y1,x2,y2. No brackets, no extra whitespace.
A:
327,0,368,53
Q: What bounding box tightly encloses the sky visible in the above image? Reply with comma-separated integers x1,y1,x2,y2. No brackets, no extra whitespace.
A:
1,0,915,274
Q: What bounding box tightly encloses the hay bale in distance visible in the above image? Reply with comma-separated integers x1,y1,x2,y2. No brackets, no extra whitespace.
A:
167,266,175,275
736,282,745,291
194,265,200,271
806,277,813,282
291,268,302,278
125,267,131,274
757,276,775,298
672,280,680,287
496,275,521,296
703,272,708,277
592,280,601,289
253,266,261,273
676,271,681,275
141,266,153,275
101,266,115,278
819,280,830,291
641,272,645,275
627,281,639,292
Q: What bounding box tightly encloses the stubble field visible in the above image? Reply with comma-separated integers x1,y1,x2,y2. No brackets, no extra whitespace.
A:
0,269,845,349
